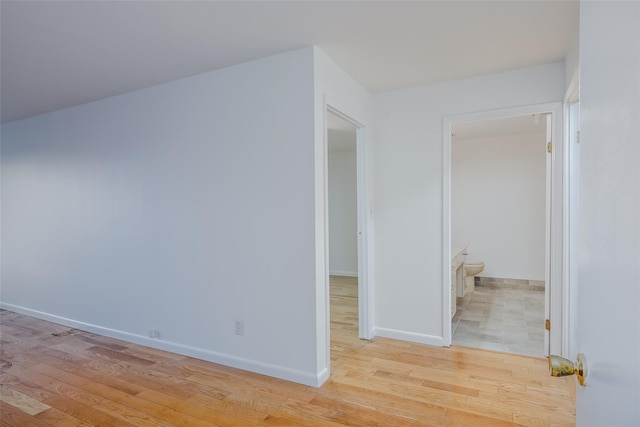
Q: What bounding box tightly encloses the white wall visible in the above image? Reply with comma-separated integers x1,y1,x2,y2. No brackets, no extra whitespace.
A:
565,14,580,103
452,132,546,281
328,143,358,277
372,62,565,345
576,2,640,425
1,48,323,385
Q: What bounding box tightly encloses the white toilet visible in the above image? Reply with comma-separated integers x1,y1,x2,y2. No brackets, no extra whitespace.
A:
464,261,485,293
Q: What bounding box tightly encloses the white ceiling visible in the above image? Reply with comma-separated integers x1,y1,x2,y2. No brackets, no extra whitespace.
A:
0,1,579,124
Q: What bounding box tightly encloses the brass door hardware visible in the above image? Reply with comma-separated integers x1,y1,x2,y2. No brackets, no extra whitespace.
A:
548,353,587,386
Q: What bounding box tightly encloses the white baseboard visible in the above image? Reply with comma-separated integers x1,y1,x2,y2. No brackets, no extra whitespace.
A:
329,270,358,277
1,302,327,388
373,327,446,347
316,367,330,386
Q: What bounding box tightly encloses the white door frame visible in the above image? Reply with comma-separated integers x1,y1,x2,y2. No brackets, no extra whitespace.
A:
323,98,373,350
442,102,565,356
565,101,579,359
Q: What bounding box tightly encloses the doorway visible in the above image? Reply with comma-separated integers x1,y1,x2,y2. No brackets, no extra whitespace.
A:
327,110,359,350
443,103,565,357
450,114,548,357
323,104,372,376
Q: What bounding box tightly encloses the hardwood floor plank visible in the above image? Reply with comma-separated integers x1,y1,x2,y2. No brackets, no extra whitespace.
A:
276,397,338,422
87,346,156,366
0,385,51,416
316,380,449,421
4,365,99,410
310,393,431,427
259,414,308,426
421,379,480,398
444,407,516,427
339,368,471,409
90,398,175,427
196,398,267,426
118,394,200,426
42,394,117,426
35,406,86,427
30,363,139,402
75,335,129,351
0,401,52,427
0,370,57,405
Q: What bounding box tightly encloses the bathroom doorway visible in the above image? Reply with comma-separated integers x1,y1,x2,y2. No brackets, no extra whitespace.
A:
443,103,564,358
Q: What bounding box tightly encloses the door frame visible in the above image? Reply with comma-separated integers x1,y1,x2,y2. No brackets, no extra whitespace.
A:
322,98,373,356
442,102,565,356
565,101,579,359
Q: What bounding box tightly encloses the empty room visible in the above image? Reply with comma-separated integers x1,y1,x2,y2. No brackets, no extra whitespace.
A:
1,1,638,426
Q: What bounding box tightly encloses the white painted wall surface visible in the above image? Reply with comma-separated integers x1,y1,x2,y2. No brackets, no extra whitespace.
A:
564,20,580,103
576,2,640,425
328,146,358,277
452,132,546,281
372,63,565,345
1,48,322,385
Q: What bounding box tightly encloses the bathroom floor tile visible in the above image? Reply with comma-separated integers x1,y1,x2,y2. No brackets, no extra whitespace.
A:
452,284,545,357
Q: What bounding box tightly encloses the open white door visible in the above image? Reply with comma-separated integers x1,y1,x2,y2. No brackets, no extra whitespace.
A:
573,2,640,425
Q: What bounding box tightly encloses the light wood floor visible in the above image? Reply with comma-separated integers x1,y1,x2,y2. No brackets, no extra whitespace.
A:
0,276,575,426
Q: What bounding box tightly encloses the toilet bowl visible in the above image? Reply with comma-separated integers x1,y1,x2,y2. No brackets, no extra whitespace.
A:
464,262,485,293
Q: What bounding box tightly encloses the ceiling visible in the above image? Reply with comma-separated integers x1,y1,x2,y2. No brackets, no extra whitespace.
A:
0,1,579,124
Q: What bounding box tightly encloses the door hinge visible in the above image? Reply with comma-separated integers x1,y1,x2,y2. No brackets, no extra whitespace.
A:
547,141,552,153
545,319,551,331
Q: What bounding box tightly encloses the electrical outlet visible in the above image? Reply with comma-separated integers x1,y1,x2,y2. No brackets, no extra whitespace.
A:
149,329,160,339
235,320,244,335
